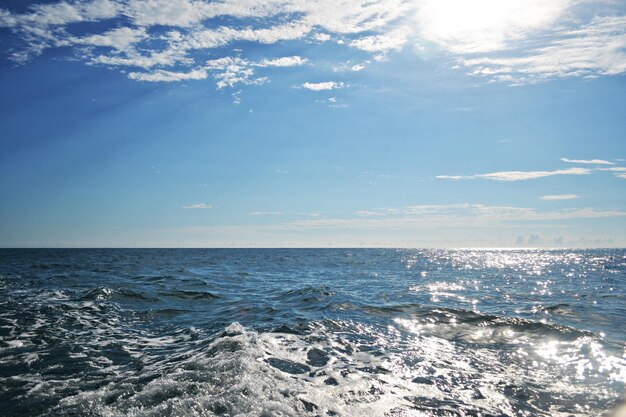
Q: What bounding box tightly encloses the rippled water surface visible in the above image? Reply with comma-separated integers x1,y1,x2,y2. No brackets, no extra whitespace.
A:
0,248,624,416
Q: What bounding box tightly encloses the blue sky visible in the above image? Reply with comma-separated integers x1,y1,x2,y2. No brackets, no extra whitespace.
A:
0,0,625,247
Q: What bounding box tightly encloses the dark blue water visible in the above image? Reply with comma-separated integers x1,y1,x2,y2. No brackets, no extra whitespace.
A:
0,249,624,416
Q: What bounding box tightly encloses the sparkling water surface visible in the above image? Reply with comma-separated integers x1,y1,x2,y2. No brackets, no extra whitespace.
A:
0,248,624,416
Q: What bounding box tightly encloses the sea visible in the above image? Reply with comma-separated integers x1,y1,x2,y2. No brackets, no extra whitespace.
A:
0,248,624,417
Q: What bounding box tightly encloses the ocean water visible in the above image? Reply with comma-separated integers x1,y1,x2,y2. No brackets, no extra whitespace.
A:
0,249,624,417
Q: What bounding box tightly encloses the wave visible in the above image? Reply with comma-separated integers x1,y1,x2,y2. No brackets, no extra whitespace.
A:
157,290,220,300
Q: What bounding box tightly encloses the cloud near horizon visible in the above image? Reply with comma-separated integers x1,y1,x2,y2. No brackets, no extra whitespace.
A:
278,203,626,231
1,0,626,88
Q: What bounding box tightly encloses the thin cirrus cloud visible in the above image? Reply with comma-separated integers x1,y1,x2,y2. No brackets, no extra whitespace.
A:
459,15,626,84
561,158,614,165
436,167,591,181
183,203,212,209
540,194,579,201
438,160,626,181
249,211,283,216
1,0,626,88
598,167,626,179
356,210,386,217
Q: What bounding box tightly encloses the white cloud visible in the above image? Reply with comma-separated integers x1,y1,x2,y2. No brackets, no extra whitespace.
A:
1,0,413,86
292,0,410,34
437,167,591,181
476,167,591,181
561,157,614,165
349,28,409,53
0,0,120,28
312,33,331,42
83,0,120,20
127,56,268,86
184,22,310,50
302,81,344,91
93,48,193,69
125,0,209,27
257,56,307,67
249,211,283,216
71,27,147,50
0,0,123,61
206,57,267,89
434,175,464,180
183,203,212,209
540,194,579,201
601,167,626,179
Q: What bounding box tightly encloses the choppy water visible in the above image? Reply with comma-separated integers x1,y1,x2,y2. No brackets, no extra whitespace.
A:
0,249,624,416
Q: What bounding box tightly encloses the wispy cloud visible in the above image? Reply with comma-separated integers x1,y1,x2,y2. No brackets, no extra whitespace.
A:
183,203,212,209
438,158,626,182
561,157,614,165
460,15,626,83
475,168,591,181
71,27,147,50
301,81,345,91
130,68,208,82
298,212,321,218
356,210,386,217
249,211,282,216
600,167,626,179
435,175,465,180
129,56,268,87
540,194,579,201
437,167,591,181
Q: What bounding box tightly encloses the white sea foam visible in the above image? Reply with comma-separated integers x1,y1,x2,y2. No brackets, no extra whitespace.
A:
50,320,623,416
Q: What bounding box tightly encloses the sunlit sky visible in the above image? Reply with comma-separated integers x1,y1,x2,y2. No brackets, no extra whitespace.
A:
1,0,625,248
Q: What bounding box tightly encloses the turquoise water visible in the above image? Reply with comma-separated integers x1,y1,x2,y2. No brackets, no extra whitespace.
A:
0,248,624,416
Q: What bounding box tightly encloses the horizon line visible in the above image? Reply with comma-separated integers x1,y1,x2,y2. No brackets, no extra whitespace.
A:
1,246,624,250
